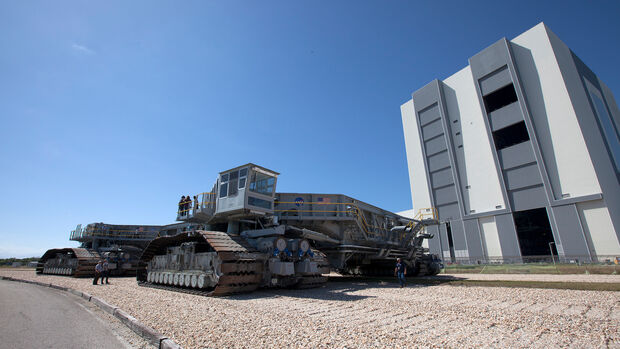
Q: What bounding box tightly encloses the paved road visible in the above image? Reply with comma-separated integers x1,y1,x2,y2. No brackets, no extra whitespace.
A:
0,280,136,349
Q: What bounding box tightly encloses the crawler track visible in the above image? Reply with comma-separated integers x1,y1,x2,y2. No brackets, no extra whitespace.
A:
137,231,265,296
36,248,101,277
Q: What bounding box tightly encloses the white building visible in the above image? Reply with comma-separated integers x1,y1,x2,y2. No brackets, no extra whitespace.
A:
401,23,620,263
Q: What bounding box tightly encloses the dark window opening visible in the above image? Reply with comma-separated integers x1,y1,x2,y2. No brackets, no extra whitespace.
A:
492,121,529,150
248,196,272,210
483,83,518,113
513,208,557,259
219,183,228,198
446,222,456,263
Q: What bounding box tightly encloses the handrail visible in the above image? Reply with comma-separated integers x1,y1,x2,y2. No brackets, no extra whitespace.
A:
274,201,398,240
71,228,158,240
415,207,438,221
177,192,217,217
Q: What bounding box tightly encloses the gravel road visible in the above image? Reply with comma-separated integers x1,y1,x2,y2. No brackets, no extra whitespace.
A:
2,270,618,349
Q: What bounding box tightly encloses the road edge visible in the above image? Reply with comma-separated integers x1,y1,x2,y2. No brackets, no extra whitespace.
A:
0,275,182,349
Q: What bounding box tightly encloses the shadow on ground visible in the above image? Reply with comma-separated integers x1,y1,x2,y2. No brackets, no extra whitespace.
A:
225,275,465,301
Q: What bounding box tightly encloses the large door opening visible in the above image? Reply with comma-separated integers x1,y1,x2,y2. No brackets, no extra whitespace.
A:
513,208,557,261
446,222,456,263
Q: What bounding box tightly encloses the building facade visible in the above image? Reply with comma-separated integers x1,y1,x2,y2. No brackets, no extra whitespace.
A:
401,23,620,263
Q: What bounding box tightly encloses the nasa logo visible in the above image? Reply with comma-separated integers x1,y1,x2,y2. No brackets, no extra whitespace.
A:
295,197,304,207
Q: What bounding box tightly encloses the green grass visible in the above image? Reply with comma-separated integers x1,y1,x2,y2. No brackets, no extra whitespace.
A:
442,263,619,275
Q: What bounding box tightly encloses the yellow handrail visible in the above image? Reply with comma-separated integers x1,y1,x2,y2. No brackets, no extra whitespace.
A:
274,201,394,239
177,191,217,216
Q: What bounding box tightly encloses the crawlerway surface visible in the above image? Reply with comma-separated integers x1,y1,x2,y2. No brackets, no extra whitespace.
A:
2,270,618,349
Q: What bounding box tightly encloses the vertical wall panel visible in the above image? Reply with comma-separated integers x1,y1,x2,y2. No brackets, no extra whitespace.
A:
463,219,484,260
401,100,432,212
551,204,590,259
479,216,502,258
495,213,522,260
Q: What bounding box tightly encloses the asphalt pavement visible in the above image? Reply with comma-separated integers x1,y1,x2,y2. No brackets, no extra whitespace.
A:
0,279,136,349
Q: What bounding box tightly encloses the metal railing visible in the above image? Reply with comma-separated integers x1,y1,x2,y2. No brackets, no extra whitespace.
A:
177,192,216,218
415,207,438,221
274,201,423,242
71,227,159,240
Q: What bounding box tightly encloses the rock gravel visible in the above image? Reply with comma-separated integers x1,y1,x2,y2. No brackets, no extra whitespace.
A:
2,269,618,349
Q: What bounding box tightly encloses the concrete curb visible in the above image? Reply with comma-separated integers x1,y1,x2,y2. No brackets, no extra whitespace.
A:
91,296,118,314
1,276,183,349
161,338,183,349
114,309,168,347
81,291,92,302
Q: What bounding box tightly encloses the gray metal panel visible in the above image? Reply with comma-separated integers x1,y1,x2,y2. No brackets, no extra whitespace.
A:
430,168,455,188
463,218,485,260
449,219,467,252
436,203,460,221
489,102,524,131
427,151,450,172
503,163,543,190
440,83,470,215
467,39,515,212
424,136,448,155
469,39,513,85
470,36,557,214
436,81,468,220
494,213,521,260
550,204,590,258
417,103,441,125
433,185,458,206
413,79,465,223
497,141,536,170
421,118,444,140
413,80,442,113
509,185,547,212
426,225,442,256
479,65,511,96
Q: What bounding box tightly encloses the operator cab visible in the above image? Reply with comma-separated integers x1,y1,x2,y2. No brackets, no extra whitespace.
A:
214,164,279,218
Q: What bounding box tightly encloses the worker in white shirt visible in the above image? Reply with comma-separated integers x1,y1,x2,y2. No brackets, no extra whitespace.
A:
93,260,104,285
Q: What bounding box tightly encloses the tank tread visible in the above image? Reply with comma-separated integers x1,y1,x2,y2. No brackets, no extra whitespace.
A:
37,248,101,277
138,281,260,297
296,275,328,289
138,230,265,296
202,231,264,296
221,261,264,274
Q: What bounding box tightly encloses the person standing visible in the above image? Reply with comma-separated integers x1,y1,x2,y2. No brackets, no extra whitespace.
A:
93,260,103,285
179,196,186,216
394,258,407,288
102,259,110,284
184,195,191,216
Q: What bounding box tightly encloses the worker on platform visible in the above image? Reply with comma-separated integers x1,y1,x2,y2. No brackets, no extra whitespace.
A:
184,195,192,215
193,195,199,211
179,196,186,216
93,260,104,285
395,258,407,288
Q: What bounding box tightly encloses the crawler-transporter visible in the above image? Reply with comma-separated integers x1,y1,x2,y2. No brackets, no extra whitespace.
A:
139,164,440,296
37,223,161,277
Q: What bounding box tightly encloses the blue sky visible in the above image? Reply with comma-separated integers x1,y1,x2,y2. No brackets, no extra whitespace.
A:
1,1,619,258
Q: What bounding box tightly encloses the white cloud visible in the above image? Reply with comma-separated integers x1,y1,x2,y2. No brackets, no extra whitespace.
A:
71,42,95,55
